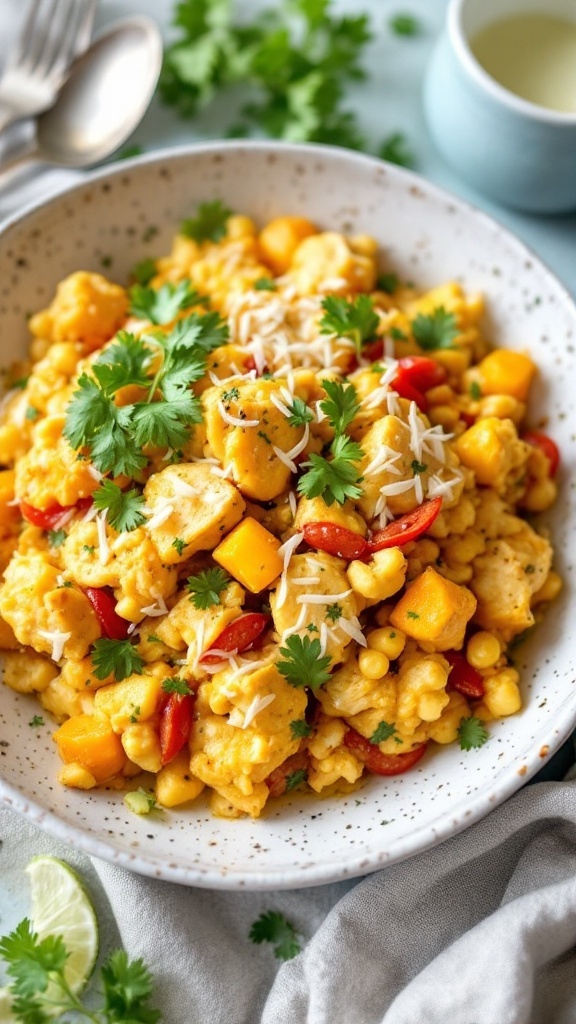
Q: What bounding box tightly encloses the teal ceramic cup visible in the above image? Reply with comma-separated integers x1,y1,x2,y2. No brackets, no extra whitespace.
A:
423,0,576,212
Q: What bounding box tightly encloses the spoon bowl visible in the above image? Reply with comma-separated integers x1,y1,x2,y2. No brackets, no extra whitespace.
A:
1,16,163,173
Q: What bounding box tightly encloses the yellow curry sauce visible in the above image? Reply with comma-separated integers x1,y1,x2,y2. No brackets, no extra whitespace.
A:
0,207,561,818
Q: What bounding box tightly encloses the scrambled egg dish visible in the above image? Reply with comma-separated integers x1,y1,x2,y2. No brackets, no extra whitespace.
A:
0,205,561,819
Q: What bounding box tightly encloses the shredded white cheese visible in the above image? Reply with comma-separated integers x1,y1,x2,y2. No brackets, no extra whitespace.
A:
145,501,175,531
96,509,110,565
169,475,199,498
275,532,304,610
240,692,276,729
296,589,352,605
288,491,297,518
38,629,71,662
337,616,367,647
217,400,259,429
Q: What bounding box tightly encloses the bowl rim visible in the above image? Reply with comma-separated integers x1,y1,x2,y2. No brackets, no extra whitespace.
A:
0,139,575,890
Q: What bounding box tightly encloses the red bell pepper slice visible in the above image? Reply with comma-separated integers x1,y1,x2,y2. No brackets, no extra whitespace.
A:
159,692,194,765
367,496,443,553
20,496,93,530
522,431,560,477
392,356,447,412
200,612,268,666
344,728,427,775
444,650,485,699
83,586,130,642
302,522,368,560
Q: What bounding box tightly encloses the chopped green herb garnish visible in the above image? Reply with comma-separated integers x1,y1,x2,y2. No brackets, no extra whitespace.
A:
124,787,158,815
25,406,39,421
326,603,342,622
277,634,332,691
172,537,188,556
285,768,308,792
469,380,482,401
411,460,427,475
290,719,312,739
287,396,314,429
161,677,193,695
457,716,489,751
47,528,67,548
82,544,96,555
258,429,272,445
319,379,360,436
412,307,459,351
128,279,204,324
132,257,157,286
249,910,301,961
254,277,277,291
181,200,232,243
377,272,399,293
28,715,45,728
187,567,231,609
222,386,240,402
378,131,415,168
91,638,144,682
370,720,398,744
298,433,364,506
93,480,147,533
389,13,421,36
320,295,379,355
406,610,419,620
390,326,407,341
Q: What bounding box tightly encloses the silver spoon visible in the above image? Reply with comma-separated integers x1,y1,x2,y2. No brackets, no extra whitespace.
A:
0,15,163,177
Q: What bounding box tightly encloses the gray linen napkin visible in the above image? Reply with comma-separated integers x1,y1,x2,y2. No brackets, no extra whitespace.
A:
3,779,576,1023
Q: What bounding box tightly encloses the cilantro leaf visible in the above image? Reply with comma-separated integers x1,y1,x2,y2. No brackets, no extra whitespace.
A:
457,716,489,751
0,919,68,1000
132,257,157,286
181,200,232,242
290,718,312,739
128,279,204,324
162,677,193,695
91,332,152,395
370,720,398,744
47,528,66,548
325,602,342,622
172,537,187,556
319,379,360,435
91,638,144,682
254,277,277,291
101,949,160,1020
377,272,399,293
320,294,379,354
92,480,147,533
249,911,301,961
298,433,364,506
379,131,415,168
285,768,308,792
412,306,459,351
287,396,314,428
277,634,332,691
187,567,231,609
389,13,421,36
132,393,202,450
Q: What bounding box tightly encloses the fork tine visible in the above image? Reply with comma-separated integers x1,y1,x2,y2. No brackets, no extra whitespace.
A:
46,0,98,82
25,0,61,75
5,0,43,71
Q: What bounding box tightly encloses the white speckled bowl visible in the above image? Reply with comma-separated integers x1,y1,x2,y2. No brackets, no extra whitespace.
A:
0,142,574,890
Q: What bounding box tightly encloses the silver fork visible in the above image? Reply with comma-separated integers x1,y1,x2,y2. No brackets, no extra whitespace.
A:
0,0,98,134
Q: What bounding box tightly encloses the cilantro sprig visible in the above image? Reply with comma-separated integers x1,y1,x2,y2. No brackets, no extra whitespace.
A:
412,306,459,351
64,312,227,477
277,634,332,691
162,677,193,695
457,716,489,751
0,920,160,1023
128,279,205,324
93,481,147,533
370,721,400,744
187,567,231,609
320,295,379,355
298,433,364,506
287,396,314,429
91,638,144,682
249,910,301,961
319,379,360,436
181,200,232,242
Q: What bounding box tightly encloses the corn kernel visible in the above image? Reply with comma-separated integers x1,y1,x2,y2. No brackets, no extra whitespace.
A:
57,763,97,789
426,384,453,405
483,668,521,717
349,234,378,256
428,405,460,429
532,570,562,604
467,631,501,669
477,394,524,424
358,648,390,680
434,349,471,375
367,626,406,660
522,478,558,512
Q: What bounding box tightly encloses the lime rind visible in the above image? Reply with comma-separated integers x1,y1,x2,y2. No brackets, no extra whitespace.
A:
25,856,99,995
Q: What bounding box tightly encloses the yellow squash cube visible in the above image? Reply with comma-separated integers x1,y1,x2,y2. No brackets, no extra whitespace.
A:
213,516,283,593
477,349,536,401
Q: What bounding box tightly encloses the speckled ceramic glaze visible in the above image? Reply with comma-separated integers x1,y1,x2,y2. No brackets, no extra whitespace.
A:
0,142,574,890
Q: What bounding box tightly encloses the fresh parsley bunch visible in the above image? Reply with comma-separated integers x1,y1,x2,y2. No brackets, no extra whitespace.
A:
0,920,161,1023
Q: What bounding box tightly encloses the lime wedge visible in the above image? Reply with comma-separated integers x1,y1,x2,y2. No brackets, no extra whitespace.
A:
25,856,99,995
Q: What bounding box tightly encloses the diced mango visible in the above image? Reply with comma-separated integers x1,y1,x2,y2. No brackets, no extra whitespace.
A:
452,417,526,489
390,567,477,652
155,751,205,807
213,516,283,593
477,349,536,401
93,673,163,733
258,216,317,275
53,714,126,781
